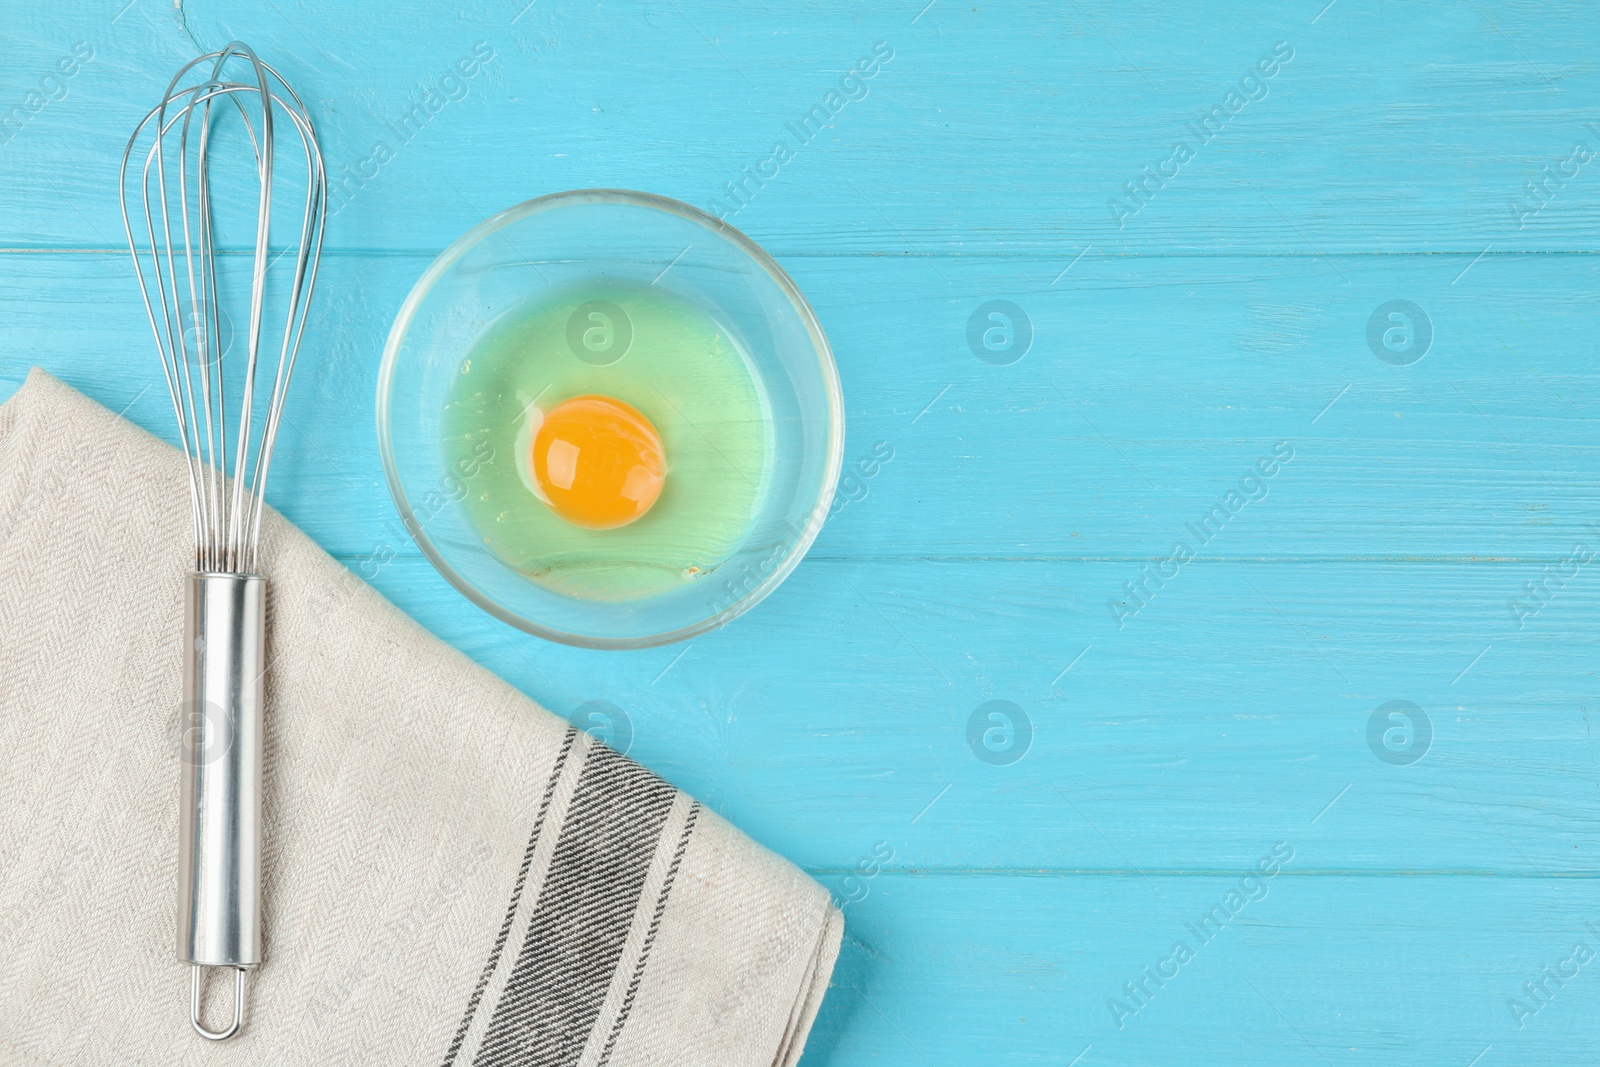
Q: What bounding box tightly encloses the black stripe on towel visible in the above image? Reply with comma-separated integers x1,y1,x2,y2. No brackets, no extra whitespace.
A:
594,802,700,1067
441,728,579,1067
471,741,677,1067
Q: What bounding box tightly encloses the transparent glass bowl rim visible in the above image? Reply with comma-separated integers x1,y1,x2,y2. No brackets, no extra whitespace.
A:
376,188,845,649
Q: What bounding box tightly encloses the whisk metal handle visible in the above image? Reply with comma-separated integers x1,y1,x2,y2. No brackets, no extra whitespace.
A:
177,573,265,1038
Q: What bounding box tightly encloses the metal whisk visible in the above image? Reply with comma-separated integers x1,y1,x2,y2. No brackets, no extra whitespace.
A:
119,42,325,1041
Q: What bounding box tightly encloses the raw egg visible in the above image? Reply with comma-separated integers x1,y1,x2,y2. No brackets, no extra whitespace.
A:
529,395,666,530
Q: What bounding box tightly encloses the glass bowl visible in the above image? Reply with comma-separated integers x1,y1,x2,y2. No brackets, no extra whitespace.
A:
377,190,843,649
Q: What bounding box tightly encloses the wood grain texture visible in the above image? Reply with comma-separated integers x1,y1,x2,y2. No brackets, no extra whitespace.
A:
2,0,1598,1063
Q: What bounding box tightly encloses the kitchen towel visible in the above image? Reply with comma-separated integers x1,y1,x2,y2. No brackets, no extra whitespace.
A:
0,369,842,1066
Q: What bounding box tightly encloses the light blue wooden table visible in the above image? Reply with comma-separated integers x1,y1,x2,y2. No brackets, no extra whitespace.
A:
5,1,1599,1062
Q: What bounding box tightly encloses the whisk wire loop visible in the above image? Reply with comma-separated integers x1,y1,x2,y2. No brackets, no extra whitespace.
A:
119,42,326,574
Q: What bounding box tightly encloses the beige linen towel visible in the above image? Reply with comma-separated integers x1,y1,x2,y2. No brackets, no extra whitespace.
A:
0,369,842,1066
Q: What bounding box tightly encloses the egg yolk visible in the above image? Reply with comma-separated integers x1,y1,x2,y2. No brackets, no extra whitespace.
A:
531,395,666,530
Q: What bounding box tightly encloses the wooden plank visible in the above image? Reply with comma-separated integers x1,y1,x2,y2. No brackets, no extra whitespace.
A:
3,250,1593,562
303,551,1600,876
2,2,1599,255
805,871,1600,1064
